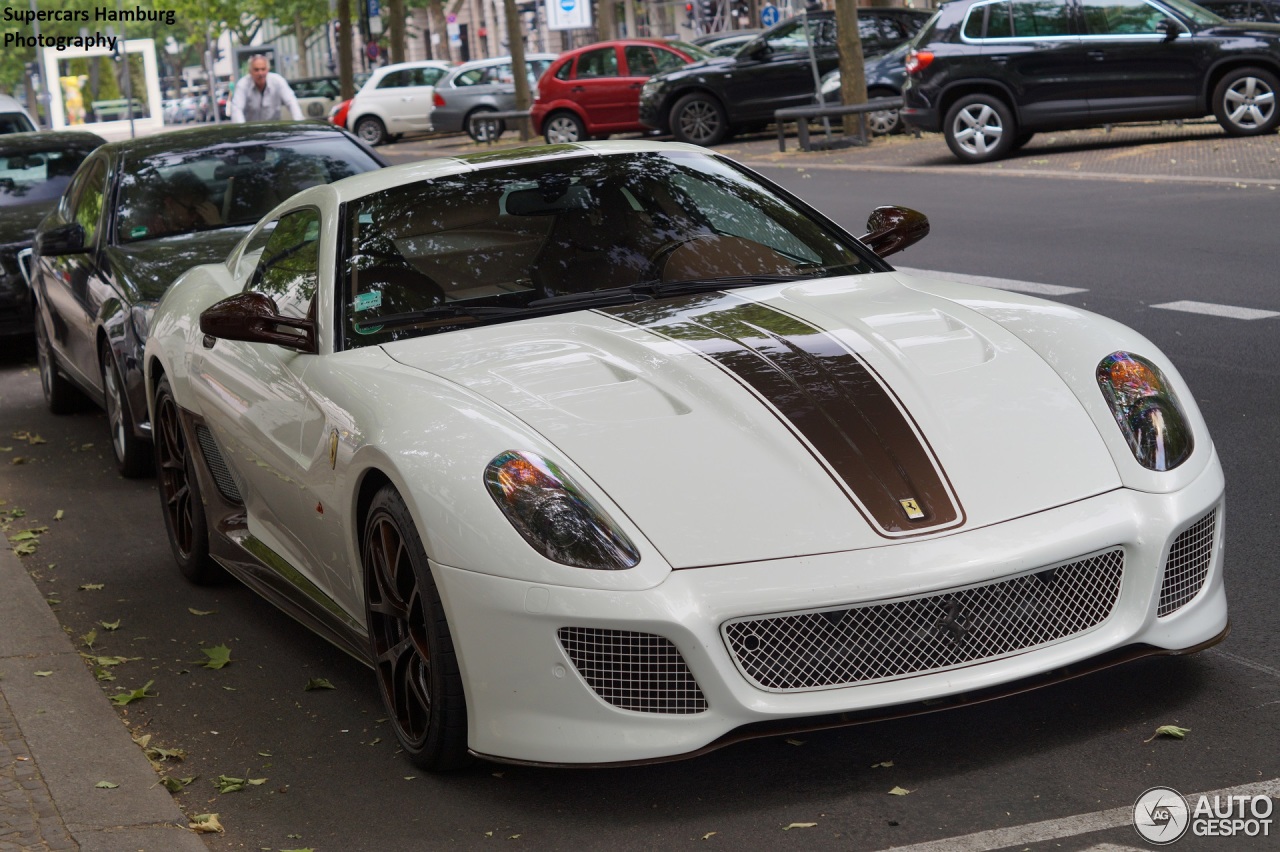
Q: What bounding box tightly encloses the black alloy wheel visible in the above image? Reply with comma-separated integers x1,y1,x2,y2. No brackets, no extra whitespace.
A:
355,115,388,146
101,343,152,478
943,94,1017,163
670,92,729,146
1213,67,1280,137
153,376,221,583
35,310,82,414
363,484,469,771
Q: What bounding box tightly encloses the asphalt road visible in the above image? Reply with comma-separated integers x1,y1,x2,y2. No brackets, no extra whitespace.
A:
1,163,1277,851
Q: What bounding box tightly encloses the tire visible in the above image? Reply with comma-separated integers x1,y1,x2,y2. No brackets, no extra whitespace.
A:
943,94,1017,163
670,92,729,146
1213,67,1280,137
102,343,152,478
363,484,469,771
354,115,388,146
466,108,504,143
543,111,585,144
153,375,223,584
34,309,83,414
866,89,902,136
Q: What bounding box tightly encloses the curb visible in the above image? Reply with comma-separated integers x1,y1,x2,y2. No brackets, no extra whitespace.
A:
0,533,207,851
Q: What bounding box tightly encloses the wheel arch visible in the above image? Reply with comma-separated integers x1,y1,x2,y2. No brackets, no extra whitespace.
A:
1202,57,1280,111
937,80,1020,128
543,104,589,132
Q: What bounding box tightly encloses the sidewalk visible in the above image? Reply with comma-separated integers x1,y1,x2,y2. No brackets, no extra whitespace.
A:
0,535,206,851
388,117,1280,185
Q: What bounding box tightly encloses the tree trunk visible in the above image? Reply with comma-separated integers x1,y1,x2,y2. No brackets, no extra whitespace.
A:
338,0,356,99
429,2,451,62
596,0,616,40
504,0,532,141
295,12,311,78
834,0,868,139
389,0,406,64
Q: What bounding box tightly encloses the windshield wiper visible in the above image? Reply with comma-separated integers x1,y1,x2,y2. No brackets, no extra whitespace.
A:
629,273,816,298
354,304,528,332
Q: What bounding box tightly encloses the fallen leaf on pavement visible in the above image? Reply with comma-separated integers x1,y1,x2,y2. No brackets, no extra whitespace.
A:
782,823,817,830
189,813,224,833
1145,725,1190,743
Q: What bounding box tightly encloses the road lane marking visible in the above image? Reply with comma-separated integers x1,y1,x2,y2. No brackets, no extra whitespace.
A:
896,267,1089,297
1208,648,1280,680
880,778,1280,852
1153,300,1279,320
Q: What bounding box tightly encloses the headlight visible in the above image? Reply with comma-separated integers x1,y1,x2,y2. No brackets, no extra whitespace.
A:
1096,352,1193,471
484,450,640,570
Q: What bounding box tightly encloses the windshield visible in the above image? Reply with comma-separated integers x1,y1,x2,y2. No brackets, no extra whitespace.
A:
116,136,382,243
340,150,875,348
670,41,715,60
1159,0,1225,24
0,145,95,206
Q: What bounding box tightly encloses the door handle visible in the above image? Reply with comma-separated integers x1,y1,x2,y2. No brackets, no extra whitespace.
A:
989,54,1009,64
1087,50,1106,61
571,86,585,93
629,82,643,89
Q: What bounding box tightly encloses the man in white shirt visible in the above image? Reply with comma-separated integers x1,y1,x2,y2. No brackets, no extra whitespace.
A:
229,55,304,123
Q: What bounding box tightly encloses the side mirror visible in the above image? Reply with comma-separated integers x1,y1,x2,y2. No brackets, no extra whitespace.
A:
200,291,316,352
1157,18,1185,40
36,223,87,256
859,206,930,258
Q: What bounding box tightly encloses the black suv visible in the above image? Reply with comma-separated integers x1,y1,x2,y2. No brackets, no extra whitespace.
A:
902,0,1280,162
638,9,930,146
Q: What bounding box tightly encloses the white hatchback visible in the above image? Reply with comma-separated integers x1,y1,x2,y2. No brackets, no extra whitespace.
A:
347,60,452,145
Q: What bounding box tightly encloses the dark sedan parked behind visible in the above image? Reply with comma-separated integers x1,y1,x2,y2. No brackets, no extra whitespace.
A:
31,122,386,476
638,8,929,145
0,131,103,341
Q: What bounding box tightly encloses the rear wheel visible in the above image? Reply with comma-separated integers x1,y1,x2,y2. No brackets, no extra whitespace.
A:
355,115,388,146
466,108,504,142
153,375,222,584
670,92,729,146
1213,67,1279,136
866,89,902,136
102,343,152,478
944,94,1017,163
543,111,585,144
35,309,83,414
363,485,469,771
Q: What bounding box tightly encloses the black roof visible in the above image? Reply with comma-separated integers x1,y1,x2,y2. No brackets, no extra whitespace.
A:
97,121,373,165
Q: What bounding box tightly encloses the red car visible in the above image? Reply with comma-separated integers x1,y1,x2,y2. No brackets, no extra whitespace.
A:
329,98,353,129
531,39,711,144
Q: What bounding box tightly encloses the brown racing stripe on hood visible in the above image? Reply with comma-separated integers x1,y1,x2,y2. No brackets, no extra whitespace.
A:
599,292,962,536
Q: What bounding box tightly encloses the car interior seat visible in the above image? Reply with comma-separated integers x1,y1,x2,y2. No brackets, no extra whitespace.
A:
530,194,654,297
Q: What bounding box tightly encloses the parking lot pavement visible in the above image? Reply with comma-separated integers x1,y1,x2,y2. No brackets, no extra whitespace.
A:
0,534,208,851
385,120,1280,186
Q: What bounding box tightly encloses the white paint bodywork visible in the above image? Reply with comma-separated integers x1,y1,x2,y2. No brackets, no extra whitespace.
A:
144,142,1227,765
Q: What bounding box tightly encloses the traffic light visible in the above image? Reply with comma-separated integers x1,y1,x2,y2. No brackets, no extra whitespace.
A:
697,0,716,22
685,2,695,20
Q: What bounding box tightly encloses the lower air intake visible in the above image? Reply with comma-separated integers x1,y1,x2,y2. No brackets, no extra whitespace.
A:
725,549,1125,692
558,627,708,714
1158,508,1216,617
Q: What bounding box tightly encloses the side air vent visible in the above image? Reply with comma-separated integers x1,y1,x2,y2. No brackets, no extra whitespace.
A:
195,425,243,504
558,627,708,714
1158,508,1217,617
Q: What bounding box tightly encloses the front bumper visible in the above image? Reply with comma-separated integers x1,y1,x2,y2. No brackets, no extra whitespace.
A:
435,451,1227,765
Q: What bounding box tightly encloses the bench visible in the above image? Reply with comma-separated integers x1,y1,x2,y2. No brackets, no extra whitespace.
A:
774,97,904,152
468,109,532,143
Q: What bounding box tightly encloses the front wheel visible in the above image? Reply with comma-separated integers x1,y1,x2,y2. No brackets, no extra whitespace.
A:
670,93,729,146
102,344,151,478
466,109,504,143
153,375,222,584
1213,67,1279,137
943,94,1017,163
354,115,388,146
363,485,469,771
543,111,585,144
35,309,83,414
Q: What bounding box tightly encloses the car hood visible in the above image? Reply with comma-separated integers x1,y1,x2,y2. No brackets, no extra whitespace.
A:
0,200,55,245
652,56,736,82
104,227,250,303
382,273,1121,568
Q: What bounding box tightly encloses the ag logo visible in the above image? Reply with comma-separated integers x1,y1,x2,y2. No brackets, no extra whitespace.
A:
1133,786,1190,844
899,497,924,520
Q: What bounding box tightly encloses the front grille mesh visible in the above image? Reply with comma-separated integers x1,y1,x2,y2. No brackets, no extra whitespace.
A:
1158,509,1216,617
195,425,243,504
558,627,708,714
725,549,1125,692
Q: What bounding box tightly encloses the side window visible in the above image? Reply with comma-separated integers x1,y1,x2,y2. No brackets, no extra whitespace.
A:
966,1,1016,38
1010,0,1074,36
414,66,448,86
71,158,107,246
575,47,618,79
624,45,658,76
455,68,485,87
250,208,321,321
1080,0,1171,33
651,48,685,73
377,70,409,89
555,60,573,81
765,20,809,52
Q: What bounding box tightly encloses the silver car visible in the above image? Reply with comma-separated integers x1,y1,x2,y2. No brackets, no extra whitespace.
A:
432,54,556,141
